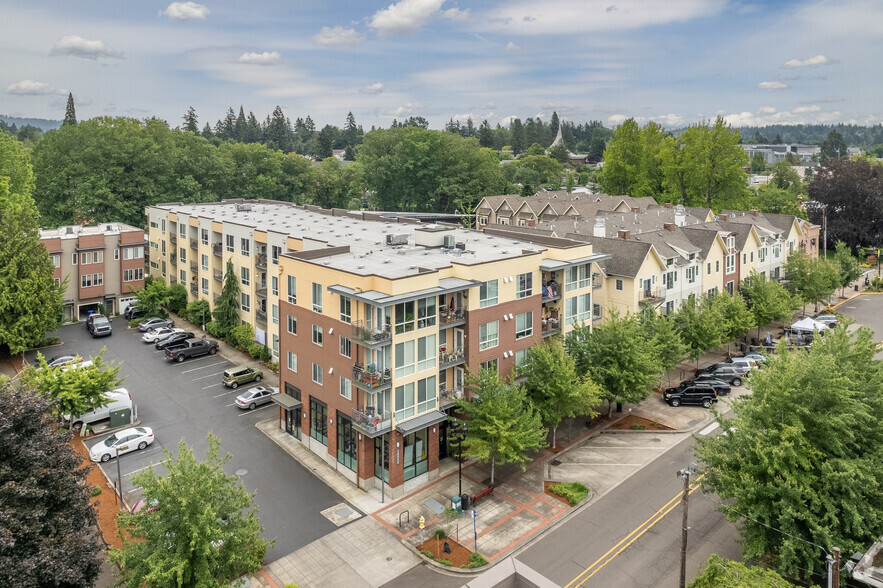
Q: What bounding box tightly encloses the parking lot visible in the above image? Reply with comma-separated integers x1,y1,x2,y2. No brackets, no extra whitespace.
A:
29,322,343,562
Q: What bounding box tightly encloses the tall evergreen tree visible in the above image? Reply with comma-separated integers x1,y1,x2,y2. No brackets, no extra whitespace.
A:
244,111,262,143
266,106,291,152
344,111,359,148
62,92,77,126
221,107,236,140
233,106,247,142
201,122,213,139
478,119,494,148
550,111,560,143
510,118,526,156
212,259,241,335
182,106,199,133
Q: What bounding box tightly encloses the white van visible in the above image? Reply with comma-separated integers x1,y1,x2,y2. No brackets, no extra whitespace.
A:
64,388,132,428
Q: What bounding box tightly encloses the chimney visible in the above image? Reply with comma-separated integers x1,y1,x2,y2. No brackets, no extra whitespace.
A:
617,229,630,240
631,207,640,213
593,216,606,238
674,204,686,227
664,203,673,209
748,209,760,217
719,214,729,221
664,223,677,232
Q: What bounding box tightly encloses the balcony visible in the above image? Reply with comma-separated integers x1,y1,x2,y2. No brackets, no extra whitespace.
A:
439,346,465,369
170,254,177,265
351,407,391,438
190,283,198,295
593,304,603,322
592,273,603,289
213,270,223,282
351,321,391,348
640,285,666,304
212,243,222,257
351,365,392,393
541,281,562,302
190,241,197,251
439,385,464,409
256,283,267,297
255,309,267,324
439,307,466,327
169,234,177,244
255,253,267,270
190,262,198,273
541,318,561,337
170,278,178,285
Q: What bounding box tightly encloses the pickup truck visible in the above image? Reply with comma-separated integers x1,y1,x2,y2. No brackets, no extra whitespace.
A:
164,338,219,362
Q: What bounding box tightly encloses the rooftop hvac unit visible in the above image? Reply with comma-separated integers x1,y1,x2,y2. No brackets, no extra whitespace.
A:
456,242,466,251
236,203,253,212
443,235,456,249
386,233,409,246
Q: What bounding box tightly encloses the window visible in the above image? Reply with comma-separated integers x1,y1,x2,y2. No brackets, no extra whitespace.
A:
72,252,78,265
312,363,324,386
716,260,721,272
402,429,429,481
309,397,327,445
241,293,250,312
339,336,352,358
773,243,782,258
180,270,186,284
479,280,498,308
272,304,279,324
201,278,208,294
150,261,158,270
150,220,158,229
664,270,677,290
340,377,352,401
515,312,533,339
686,266,697,284
759,248,766,262
498,217,509,225
707,262,711,275
515,349,529,367
161,241,166,255
50,254,61,268
271,245,281,264
565,263,591,291
271,276,278,296
179,248,186,263
201,254,208,271
516,272,533,299
240,267,250,286
337,413,357,472
565,294,591,326
287,276,297,304
743,253,747,264
311,283,322,313
750,251,754,262
272,335,278,357
225,235,234,252
287,315,297,335
725,254,735,274
179,223,186,237
416,376,436,413
123,268,144,282
394,301,415,334
122,246,143,260
94,273,103,286
287,352,297,372
394,340,415,378
416,297,436,329
54,278,61,287
394,382,415,421
479,215,488,225
240,238,250,256
201,228,209,245
114,248,119,261
417,335,436,371
339,296,352,323
615,279,623,291
312,325,323,346
726,236,735,249
81,274,91,288
161,218,166,233
480,359,498,373
480,321,499,350
150,241,159,250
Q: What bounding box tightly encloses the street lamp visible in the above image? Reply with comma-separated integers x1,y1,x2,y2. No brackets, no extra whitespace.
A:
452,422,467,496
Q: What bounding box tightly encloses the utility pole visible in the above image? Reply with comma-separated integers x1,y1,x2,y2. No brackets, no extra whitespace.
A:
677,466,695,588
822,205,828,259
833,547,840,588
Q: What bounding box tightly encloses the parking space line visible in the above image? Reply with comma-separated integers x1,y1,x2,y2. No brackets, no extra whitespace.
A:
191,371,226,381
204,383,225,390
180,361,228,373
213,388,238,397
124,460,168,477
238,405,275,417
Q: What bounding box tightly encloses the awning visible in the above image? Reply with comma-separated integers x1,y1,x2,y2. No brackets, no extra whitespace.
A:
328,277,479,308
396,410,448,434
540,253,611,272
271,394,302,410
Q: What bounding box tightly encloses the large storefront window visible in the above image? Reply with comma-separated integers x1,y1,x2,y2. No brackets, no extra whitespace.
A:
403,429,429,481
337,412,357,472
284,384,301,440
374,435,389,483
310,397,327,445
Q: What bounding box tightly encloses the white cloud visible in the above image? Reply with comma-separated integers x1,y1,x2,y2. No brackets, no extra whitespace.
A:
160,2,210,21
793,105,821,113
504,41,520,51
238,51,282,65
313,26,365,47
6,80,66,96
50,35,124,60
385,102,422,117
654,113,685,128
608,114,628,125
359,82,385,94
369,0,446,38
499,115,517,127
757,106,777,114
782,54,836,68
441,7,470,21
757,81,788,90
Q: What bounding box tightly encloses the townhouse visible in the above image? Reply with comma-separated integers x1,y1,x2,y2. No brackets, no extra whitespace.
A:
146,200,608,499
39,223,147,322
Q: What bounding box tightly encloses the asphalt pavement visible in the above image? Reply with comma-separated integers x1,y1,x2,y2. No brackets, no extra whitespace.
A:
29,322,343,562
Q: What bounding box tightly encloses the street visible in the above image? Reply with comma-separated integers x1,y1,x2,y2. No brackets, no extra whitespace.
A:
30,323,343,562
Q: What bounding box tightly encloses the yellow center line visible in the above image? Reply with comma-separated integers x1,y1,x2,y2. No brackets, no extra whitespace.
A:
565,473,705,588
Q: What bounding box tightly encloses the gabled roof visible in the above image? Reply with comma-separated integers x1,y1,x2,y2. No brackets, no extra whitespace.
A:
630,229,701,266
759,212,804,235
680,226,727,258
572,235,663,278
699,220,761,250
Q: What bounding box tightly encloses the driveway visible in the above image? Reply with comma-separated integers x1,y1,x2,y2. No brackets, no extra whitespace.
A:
29,323,342,562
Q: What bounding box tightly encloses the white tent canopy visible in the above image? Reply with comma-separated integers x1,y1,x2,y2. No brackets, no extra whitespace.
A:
790,317,827,332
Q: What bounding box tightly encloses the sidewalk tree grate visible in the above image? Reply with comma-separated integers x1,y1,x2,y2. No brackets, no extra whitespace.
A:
687,420,700,427
550,460,562,467
336,507,353,518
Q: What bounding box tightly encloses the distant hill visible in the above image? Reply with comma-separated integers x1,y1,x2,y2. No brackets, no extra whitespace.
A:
0,115,62,132
735,123,883,148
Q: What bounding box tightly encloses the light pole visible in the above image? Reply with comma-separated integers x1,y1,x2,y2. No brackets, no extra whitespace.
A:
115,446,124,511
677,465,696,588
821,204,828,259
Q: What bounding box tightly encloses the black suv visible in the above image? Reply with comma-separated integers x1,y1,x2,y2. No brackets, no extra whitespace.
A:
155,331,195,350
125,306,146,320
683,377,731,396
663,384,718,408
695,364,748,386
85,314,112,338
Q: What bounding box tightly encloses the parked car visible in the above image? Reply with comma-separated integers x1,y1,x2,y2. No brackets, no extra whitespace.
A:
142,327,183,343
138,317,174,332
695,364,749,386
741,351,767,363
44,355,79,368
222,366,263,389
124,306,146,320
155,331,195,350
814,314,839,328
683,377,732,396
89,426,154,462
663,385,718,408
234,385,279,410
164,338,218,362
723,357,760,370
86,314,112,338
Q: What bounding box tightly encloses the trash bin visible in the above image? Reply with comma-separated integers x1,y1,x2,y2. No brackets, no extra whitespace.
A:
855,284,859,292
451,495,462,513
460,493,470,510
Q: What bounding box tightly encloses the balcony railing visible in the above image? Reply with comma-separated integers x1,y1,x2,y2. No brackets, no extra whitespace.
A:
213,270,223,282
255,253,267,269
190,262,198,273
170,254,177,265
541,282,562,302
212,243,222,257
170,278,178,285
640,285,666,303
439,385,464,408
190,241,197,251
256,284,267,297
541,318,561,337
439,346,465,368
592,273,603,289
592,304,602,322
351,321,391,347
169,234,177,244
190,283,198,295
439,307,466,326
352,365,392,391
255,309,267,323
351,407,391,437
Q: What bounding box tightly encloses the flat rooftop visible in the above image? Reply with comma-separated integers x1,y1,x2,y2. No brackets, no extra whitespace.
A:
40,223,145,239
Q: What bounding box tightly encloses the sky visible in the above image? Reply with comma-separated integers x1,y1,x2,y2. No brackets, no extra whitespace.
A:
1,0,881,131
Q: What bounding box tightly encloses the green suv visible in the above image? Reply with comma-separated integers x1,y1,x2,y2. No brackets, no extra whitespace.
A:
222,366,263,389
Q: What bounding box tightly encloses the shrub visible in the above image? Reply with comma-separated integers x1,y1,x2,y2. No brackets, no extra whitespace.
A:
167,283,188,314
549,482,589,506
128,319,142,328
205,321,223,338
228,324,254,351
464,552,489,569
46,336,61,345
90,486,102,497
420,550,434,558
247,342,264,359
434,529,446,539
630,423,646,430
260,344,271,362
436,558,453,567
266,361,278,373
186,300,212,326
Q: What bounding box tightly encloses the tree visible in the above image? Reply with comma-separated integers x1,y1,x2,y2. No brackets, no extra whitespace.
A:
185,299,212,328
62,92,77,126
134,277,171,318
183,107,199,133
566,312,663,416
820,128,847,163
695,326,883,579
167,282,188,315
750,152,767,174
688,555,802,588
807,158,883,252
0,135,65,354
510,118,526,156
598,118,643,195
454,368,546,485
831,240,862,296
769,161,803,194
739,271,796,337
33,348,124,426
549,143,571,164
213,260,241,335
111,433,271,587
640,310,687,374
265,106,291,152
478,119,494,148
518,341,602,448
0,385,102,586
754,184,806,217
682,117,749,209
712,291,755,352
673,295,726,367
783,251,840,312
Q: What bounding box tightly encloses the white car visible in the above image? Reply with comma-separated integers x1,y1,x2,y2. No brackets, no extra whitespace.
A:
142,327,183,343
234,386,279,410
90,426,155,462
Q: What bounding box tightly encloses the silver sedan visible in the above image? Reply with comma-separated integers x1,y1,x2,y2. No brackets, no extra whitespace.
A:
234,386,279,410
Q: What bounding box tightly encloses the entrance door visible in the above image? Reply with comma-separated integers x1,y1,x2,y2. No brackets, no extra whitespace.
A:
454,328,464,352
454,367,465,397
439,418,449,460
285,408,301,440
374,435,389,482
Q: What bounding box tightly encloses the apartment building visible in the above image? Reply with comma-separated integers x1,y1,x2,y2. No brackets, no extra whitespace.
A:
39,223,147,322
145,200,608,499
